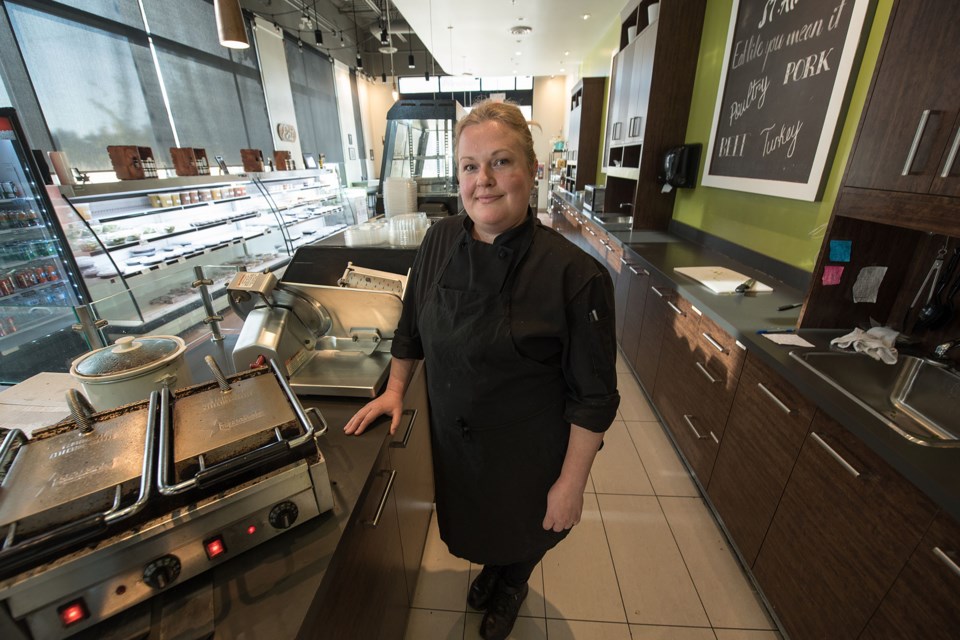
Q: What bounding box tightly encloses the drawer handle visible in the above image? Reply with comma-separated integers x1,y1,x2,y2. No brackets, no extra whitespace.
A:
666,300,684,316
620,256,629,265
702,332,725,353
628,265,639,275
902,109,931,176
757,382,793,415
933,547,960,579
365,469,398,528
390,408,418,449
710,431,719,444
941,126,960,178
683,414,707,439
694,361,717,384
810,432,861,479
650,286,664,298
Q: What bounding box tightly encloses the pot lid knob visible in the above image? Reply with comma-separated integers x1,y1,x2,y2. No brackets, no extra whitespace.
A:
112,336,140,353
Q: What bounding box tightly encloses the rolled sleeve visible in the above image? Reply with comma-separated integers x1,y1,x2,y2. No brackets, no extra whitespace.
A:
562,271,620,432
391,259,424,360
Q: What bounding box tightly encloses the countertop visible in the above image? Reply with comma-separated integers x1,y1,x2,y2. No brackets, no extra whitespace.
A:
611,225,959,522
552,187,958,521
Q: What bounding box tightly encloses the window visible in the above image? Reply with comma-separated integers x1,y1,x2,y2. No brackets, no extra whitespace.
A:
284,36,343,165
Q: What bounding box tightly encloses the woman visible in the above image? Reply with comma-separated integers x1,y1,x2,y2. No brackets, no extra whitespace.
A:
344,99,619,640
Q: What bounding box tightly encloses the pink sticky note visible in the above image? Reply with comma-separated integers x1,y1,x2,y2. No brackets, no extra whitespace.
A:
822,265,844,286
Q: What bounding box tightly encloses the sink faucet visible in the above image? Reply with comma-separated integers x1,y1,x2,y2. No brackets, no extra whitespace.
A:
933,338,960,359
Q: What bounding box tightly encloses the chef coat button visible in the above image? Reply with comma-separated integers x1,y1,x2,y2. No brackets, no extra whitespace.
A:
498,249,508,259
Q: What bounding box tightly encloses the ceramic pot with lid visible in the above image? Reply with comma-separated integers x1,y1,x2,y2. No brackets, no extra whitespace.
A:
70,335,191,410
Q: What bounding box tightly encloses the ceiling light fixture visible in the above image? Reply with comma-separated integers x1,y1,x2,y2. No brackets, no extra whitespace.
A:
213,0,249,49
583,13,591,20
357,53,363,69
352,2,362,69
314,29,323,45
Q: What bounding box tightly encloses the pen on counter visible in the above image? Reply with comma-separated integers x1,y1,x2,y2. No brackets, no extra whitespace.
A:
777,302,803,311
757,328,797,335
734,278,756,294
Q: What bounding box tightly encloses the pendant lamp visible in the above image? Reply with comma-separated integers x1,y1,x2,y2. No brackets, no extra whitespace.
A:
214,0,249,49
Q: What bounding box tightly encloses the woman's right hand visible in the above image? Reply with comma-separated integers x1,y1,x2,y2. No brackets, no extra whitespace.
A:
343,389,404,436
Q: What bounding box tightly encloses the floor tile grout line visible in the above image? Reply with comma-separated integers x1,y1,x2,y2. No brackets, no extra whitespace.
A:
620,417,660,497
594,491,637,628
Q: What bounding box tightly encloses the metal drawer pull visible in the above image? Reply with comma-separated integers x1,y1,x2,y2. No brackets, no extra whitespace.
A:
811,432,861,478
757,382,793,415
683,414,707,439
666,300,684,316
702,332,725,353
933,547,960,579
620,256,629,265
941,126,960,178
650,286,664,298
902,109,931,176
628,265,640,275
710,432,719,444
390,409,418,449
366,469,397,528
694,361,717,384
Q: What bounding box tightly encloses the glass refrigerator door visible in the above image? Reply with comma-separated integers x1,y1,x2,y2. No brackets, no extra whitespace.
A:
0,108,89,384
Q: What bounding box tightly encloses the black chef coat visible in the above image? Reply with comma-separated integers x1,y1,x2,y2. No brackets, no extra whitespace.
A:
391,211,620,564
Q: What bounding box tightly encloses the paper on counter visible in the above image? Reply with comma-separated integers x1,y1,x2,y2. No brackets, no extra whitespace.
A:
762,333,815,348
674,266,773,294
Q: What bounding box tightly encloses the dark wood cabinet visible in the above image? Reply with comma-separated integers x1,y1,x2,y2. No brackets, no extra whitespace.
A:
838,0,960,234
753,411,937,640
632,276,671,392
618,263,651,362
860,510,960,640
707,353,817,566
389,363,433,605
563,78,606,192
298,442,408,640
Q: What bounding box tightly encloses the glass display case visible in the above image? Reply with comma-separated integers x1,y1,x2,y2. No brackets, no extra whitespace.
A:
55,168,355,335
378,99,464,215
0,108,90,384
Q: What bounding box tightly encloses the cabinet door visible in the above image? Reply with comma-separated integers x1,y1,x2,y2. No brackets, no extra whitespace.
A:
627,20,657,143
860,511,960,640
632,280,669,392
619,264,650,360
298,445,408,640
845,0,960,195
389,363,434,605
707,353,816,566
753,411,937,640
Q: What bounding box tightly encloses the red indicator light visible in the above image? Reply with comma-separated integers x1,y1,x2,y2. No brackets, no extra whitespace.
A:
58,600,88,627
246,525,257,535
204,536,227,559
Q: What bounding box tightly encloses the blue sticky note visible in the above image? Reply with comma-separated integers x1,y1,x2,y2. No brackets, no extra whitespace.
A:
829,240,852,262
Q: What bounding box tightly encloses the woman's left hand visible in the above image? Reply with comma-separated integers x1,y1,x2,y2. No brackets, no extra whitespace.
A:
542,478,584,532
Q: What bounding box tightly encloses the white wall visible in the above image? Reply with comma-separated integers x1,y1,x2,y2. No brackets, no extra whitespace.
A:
333,61,363,184
532,76,569,210
253,17,301,162
362,79,396,180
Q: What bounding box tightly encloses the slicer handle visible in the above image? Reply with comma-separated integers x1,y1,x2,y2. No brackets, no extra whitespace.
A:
0,514,107,581
193,440,290,490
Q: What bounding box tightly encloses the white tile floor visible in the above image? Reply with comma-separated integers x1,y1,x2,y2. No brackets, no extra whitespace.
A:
403,349,782,639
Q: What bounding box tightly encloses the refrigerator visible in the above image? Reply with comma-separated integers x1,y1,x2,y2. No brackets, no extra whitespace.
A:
0,108,90,384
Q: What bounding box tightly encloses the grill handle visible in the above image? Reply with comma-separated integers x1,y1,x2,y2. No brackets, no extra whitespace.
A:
194,440,292,490
0,513,107,581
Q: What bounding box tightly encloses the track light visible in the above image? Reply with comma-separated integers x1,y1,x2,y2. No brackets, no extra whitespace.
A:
424,69,429,81
314,29,323,45
381,71,387,83
380,28,389,45
407,53,415,69
356,53,363,69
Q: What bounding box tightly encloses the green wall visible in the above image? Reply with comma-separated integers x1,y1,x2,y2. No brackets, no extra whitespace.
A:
674,0,893,271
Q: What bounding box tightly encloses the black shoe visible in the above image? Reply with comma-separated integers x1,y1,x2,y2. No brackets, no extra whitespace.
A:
479,582,528,640
467,566,501,611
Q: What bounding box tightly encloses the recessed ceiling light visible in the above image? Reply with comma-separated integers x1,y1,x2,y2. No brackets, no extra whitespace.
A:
564,51,570,56
560,67,566,73
582,13,591,20
515,50,522,56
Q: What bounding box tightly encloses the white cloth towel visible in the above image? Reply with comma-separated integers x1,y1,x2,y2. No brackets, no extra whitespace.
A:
830,327,900,364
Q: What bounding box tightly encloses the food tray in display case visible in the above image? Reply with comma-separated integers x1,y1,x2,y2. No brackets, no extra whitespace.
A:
54,168,356,335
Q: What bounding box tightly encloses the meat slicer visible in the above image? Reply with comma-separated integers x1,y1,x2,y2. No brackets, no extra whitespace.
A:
227,264,407,397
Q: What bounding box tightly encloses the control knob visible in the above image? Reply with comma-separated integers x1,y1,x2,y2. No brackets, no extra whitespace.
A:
142,555,181,590
268,501,299,530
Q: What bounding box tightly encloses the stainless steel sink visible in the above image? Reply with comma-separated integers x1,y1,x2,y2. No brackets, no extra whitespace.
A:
790,351,960,448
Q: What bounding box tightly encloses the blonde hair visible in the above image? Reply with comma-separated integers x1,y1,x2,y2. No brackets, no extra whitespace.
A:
455,99,539,173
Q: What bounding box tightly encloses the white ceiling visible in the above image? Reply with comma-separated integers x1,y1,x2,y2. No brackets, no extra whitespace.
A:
392,0,624,78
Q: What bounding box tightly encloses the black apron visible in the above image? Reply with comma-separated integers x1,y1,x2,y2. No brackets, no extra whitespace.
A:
421,227,571,565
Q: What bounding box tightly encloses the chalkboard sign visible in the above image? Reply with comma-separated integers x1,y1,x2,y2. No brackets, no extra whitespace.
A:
702,0,874,201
